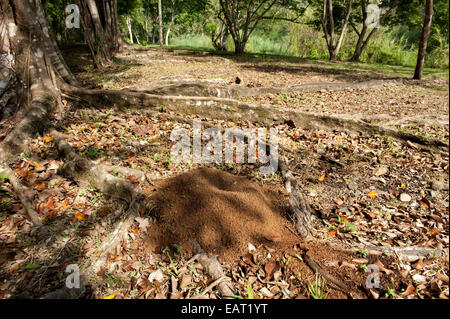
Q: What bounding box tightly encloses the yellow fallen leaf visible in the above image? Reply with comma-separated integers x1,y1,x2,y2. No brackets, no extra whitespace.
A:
34,182,46,190
62,201,67,209
318,173,325,182
33,162,40,168
74,213,85,221
45,209,59,217
44,136,53,143
428,228,441,236
367,191,378,198
103,290,120,299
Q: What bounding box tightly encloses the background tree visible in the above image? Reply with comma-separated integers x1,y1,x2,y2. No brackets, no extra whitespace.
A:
349,0,399,62
42,0,84,45
158,0,164,48
320,0,354,61
162,0,209,45
219,0,307,55
118,0,142,44
414,0,434,79
76,0,123,67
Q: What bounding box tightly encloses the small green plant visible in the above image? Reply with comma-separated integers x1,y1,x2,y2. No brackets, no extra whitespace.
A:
282,255,292,266
164,157,174,168
385,286,397,298
297,270,302,282
172,243,182,255
152,153,160,163
246,281,254,299
90,191,103,204
112,169,124,178
358,249,368,258
188,264,197,275
337,214,356,232
82,143,105,159
307,273,329,299
0,198,11,211
162,246,178,276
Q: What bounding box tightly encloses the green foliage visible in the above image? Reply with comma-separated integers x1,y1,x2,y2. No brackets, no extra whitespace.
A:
307,273,329,299
40,0,448,69
42,0,84,44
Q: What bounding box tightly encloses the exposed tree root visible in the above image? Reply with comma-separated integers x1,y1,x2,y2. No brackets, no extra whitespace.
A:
39,129,157,298
325,241,448,263
64,86,448,153
351,113,449,127
86,202,143,275
127,79,401,99
191,240,238,298
302,252,350,293
0,165,42,226
278,159,315,241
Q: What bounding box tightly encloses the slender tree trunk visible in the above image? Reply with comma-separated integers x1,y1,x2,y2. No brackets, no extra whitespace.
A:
351,2,396,62
76,0,122,67
329,49,338,61
350,0,368,62
165,14,175,46
414,0,434,80
158,0,163,49
126,15,134,44
234,41,245,55
322,0,353,61
351,27,367,62
145,14,150,43
135,30,141,45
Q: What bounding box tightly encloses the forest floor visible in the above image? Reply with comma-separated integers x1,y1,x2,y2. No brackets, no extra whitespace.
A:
0,46,448,299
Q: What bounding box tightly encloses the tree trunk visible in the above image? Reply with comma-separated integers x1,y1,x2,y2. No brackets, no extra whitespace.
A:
0,0,75,160
126,15,134,44
158,0,164,49
234,40,245,55
414,0,434,80
165,14,175,46
145,15,150,43
351,2,396,62
212,23,229,51
329,49,338,61
75,0,122,68
322,0,353,62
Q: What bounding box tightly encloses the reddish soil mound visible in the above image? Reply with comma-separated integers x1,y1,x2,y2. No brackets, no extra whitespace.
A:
144,168,300,260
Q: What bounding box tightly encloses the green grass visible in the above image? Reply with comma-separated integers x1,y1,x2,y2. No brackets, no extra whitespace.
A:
307,273,329,299
141,32,448,80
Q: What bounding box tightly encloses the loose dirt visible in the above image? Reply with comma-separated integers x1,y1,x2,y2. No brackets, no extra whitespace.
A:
143,168,299,261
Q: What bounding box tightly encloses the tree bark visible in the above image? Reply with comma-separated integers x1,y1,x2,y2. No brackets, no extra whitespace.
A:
158,0,164,49
75,0,122,68
219,0,278,56
126,14,134,44
414,0,434,80
351,2,396,62
0,0,76,161
234,41,245,55
321,0,353,61
165,14,175,46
